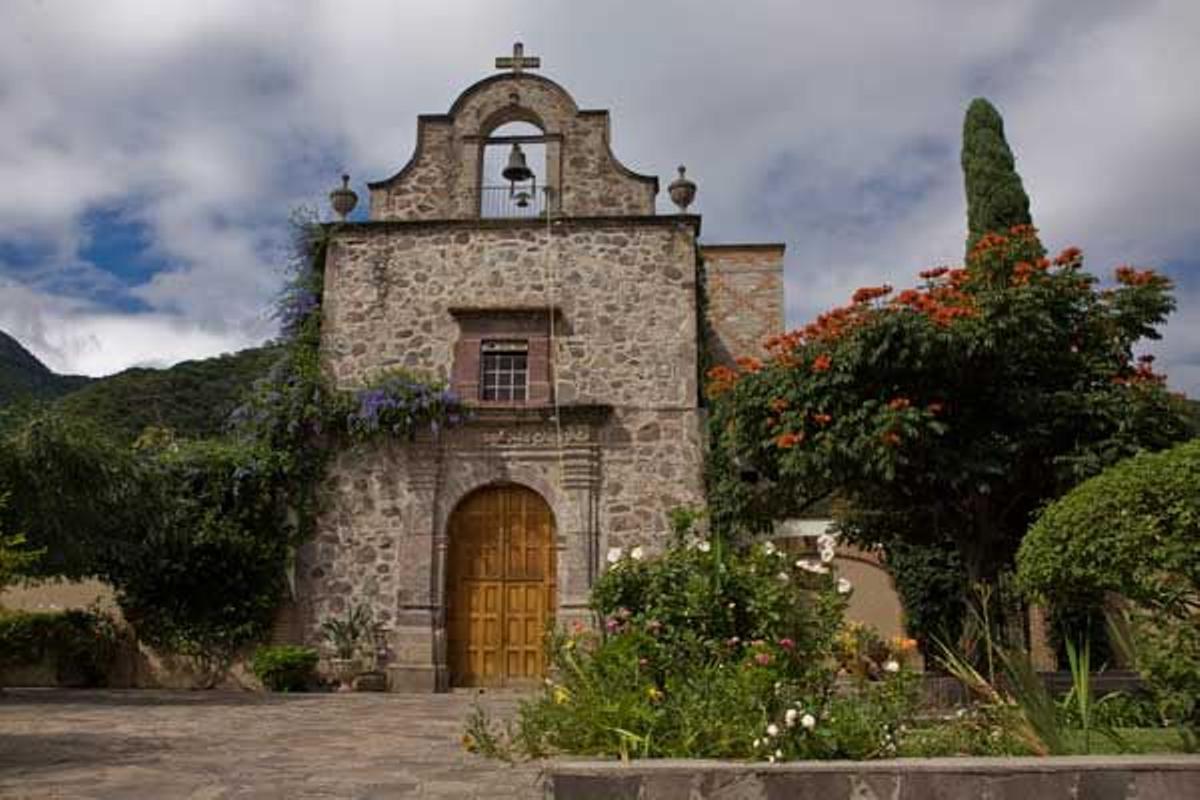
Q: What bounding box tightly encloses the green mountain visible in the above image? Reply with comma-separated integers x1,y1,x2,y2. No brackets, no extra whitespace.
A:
53,346,281,443
0,331,92,404
0,329,280,443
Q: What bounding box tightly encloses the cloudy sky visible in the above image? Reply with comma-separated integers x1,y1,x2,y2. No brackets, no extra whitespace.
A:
2,0,1198,394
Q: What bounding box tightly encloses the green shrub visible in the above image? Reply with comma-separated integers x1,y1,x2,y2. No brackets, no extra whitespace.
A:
251,645,319,692
0,608,121,686
494,519,921,761
1018,439,1200,732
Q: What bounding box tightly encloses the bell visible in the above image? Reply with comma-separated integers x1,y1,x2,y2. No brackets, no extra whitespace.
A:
501,143,534,184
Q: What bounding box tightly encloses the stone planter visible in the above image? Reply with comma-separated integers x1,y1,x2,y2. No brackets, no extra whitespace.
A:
328,657,359,693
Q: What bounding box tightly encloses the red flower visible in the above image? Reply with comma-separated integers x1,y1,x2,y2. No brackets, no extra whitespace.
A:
736,355,763,373
813,412,832,426
887,397,911,411
811,354,832,373
775,431,805,449
852,284,894,304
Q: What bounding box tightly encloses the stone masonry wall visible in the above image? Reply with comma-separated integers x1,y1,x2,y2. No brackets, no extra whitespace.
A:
321,220,700,407
369,73,657,221
701,244,786,367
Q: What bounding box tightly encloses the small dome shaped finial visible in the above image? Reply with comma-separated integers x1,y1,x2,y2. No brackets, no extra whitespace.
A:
329,173,358,221
668,165,696,213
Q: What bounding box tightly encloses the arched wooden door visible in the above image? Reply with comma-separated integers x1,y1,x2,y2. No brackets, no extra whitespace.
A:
447,484,557,687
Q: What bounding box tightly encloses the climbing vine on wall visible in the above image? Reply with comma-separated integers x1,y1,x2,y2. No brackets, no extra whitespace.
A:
0,214,464,663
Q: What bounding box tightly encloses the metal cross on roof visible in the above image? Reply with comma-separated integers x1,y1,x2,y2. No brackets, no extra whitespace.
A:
495,42,540,74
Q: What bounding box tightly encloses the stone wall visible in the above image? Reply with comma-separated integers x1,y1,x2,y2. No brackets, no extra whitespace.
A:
701,244,785,367
368,73,657,221
321,218,701,407
546,757,1200,799
296,406,705,689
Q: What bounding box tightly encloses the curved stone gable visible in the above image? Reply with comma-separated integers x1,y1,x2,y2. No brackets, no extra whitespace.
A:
368,73,657,221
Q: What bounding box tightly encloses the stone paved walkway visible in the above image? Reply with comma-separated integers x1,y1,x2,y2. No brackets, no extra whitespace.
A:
0,689,544,799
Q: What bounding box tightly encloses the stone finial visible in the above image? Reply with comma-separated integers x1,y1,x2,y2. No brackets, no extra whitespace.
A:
668,165,696,212
329,174,358,221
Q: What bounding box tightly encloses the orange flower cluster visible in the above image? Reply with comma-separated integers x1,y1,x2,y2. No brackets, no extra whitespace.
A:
812,412,832,426
705,365,740,397
852,284,893,304
811,354,832,373
970,231,1010,258
1011,259,1049,285
769,397,789,413
1053,246,1083,267
736,355,763,373
775,431,805,449
1113,361,1166,386
1115,266,1163,287
887,397,911,411
891,283,977,327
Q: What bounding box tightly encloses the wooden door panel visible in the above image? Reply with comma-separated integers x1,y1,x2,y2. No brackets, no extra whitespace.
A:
448,485,556,687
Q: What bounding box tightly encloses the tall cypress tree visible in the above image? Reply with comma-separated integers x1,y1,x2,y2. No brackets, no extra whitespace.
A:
962,98,1035,256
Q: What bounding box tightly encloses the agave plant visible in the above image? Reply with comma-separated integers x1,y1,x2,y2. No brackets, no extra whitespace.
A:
321,603,373,660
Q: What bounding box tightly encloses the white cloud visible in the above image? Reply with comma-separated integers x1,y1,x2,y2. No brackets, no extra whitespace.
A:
0,0,1196,390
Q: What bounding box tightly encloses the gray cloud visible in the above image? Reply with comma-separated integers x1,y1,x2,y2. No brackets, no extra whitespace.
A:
0,0,1196,390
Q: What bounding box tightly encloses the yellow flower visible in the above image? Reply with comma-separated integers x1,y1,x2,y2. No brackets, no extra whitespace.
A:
646,686,664,703
552,685,571,705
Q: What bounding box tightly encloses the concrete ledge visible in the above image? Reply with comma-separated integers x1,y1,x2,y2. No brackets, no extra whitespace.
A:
545,755,1200,799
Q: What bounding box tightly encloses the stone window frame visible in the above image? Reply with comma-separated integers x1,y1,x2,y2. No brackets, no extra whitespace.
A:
449,307,560,407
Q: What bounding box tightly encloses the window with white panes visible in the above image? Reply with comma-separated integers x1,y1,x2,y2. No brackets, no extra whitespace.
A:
480,340,529,402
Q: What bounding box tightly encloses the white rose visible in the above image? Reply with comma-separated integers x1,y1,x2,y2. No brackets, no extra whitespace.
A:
697,539,712,553
776,572,790,583
785,708,799,727
752,738,761,748
884,659,900,674
837,577,853,595
766,723,779,737
817,532,837,550
630,546,645,561
774,748,783,759
606,547,623,564
762,541,777,556
819,545,836,564
801,713,816,730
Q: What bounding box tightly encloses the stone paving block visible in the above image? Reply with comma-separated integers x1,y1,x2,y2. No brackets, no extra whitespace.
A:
1131,770,1200,798
547,773,641,799
761,769,851,800
1077,769,1134,799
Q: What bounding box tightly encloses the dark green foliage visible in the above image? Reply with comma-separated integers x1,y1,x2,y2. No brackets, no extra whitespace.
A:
0,331,91,405
251,644,319,692
1018,439,1200,614
53,346,280,444
1018,440,1200,730
0,608,121,686
708,229,1190,595
881,538,966,659
110,439,294,660
962,98,1036,256
0,413,144,579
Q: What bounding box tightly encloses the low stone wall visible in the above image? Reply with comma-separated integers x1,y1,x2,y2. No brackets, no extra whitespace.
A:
545,756,1200,799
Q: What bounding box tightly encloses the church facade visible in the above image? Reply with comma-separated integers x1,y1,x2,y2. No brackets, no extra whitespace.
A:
295,48,784,691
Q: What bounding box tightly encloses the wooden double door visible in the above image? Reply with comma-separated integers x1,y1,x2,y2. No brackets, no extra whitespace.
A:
447,485,557,687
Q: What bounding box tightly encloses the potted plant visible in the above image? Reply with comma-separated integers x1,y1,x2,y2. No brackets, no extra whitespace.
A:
321,604,372,692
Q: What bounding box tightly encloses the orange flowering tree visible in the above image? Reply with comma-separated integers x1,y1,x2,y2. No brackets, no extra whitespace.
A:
707,225,1193,587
